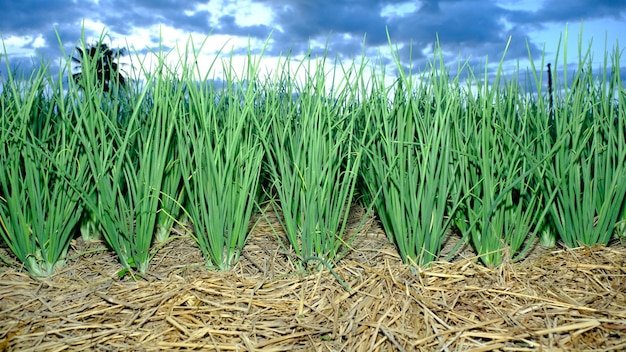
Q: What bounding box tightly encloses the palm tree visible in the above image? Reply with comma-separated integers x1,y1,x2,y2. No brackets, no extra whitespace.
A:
72,42,127,92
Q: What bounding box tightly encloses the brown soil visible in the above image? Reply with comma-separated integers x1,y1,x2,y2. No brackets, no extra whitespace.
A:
1,205,625,351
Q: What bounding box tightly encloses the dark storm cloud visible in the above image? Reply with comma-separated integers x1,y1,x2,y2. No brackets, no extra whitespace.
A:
102,0,209,35
391,1,513,58
258,0,538,72
1,1,83,63
257,0,625,76
0,1,84,35
2,1,95,64
214,15,272,39
511,0,626,25
258,0,390,56
268,1,388,42
1,0,625,79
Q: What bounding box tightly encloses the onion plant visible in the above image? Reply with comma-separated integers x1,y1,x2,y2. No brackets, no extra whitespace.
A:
0,59,88,277
451,45,556,267
360,45,460,266
262,52,367,269
176,44,265,270
140,67,186,245
71,39,175,274
542,33,626,247
451,83,551,266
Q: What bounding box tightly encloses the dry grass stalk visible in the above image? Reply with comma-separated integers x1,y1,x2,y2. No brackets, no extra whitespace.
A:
1,205,625,351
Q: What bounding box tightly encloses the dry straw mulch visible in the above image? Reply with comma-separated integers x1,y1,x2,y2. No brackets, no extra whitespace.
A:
1,206,625,351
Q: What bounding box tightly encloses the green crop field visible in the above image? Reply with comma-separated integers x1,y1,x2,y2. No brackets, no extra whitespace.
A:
1,29,625,279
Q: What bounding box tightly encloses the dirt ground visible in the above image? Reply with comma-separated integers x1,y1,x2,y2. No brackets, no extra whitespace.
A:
1,205,625,351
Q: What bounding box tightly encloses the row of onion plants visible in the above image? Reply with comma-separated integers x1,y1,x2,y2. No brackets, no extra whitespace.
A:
1,32,624,277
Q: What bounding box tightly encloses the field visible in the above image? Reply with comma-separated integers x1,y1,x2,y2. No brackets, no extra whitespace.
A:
1,32,626,350
2,209,625,351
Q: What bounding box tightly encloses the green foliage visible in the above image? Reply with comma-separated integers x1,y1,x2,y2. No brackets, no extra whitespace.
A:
541,32,626,247
0,59,89,277
176,41,265,270
70,35,175,274
451,48,556,267
1,27,624,279
360,51,459,266
261,52,368,269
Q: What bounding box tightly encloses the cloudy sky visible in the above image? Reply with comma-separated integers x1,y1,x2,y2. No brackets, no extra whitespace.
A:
1,0,625,89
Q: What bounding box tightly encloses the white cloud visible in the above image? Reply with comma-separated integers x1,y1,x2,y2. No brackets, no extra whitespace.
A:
192,0,274,27
495,0,541,11
1,34,47,57
380,1,417,18
234,1,273,26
